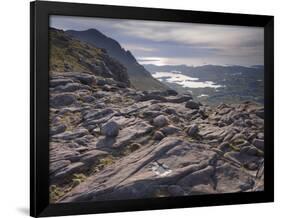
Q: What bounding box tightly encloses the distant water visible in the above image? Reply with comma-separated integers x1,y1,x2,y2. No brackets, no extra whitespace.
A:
152,71,223,89
198,94,209,98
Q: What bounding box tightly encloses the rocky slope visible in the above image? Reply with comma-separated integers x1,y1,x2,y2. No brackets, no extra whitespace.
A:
49,70,264,203
66,29,167,91
49,28,130,86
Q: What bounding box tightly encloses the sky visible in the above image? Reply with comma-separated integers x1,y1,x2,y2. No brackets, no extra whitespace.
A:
50,15,264,67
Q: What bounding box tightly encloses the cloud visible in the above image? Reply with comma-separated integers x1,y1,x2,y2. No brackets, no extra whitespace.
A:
113,20,262,47
50,15,264,66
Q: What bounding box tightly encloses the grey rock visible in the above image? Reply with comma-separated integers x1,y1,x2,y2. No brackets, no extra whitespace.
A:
257,132,264,139
185,100,199,109
50,78,74,87
253,139,264,151
231,133,245,142
73,74,95,86
153,131,165,140
50,160,71,175
187,124,199,137
50,94,77,108
215,163,255,193
54,83,83,92
60,137,217,202
142,110,162,118
167,185,185,196
53,162,85,181
50,124,66,136
53,128,89,140
111,120,154,148
96,79,107,86
218,142,230,152
240,145,260,156
101,121,119,137
245,162,259,171
80,150,108,165
188,184,216,195
82,96,96,103
160,125,181,135
74,137,89,146
138,94,166,102
84,108,114,120
178,166,214,188
153,115,169,127
163,108,177,115
223,132,235,142
102,84,116,91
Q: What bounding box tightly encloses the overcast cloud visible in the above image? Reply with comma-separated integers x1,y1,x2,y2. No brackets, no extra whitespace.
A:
50,15,264,66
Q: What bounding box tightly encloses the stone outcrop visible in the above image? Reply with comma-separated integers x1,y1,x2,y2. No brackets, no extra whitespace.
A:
49,69,264,203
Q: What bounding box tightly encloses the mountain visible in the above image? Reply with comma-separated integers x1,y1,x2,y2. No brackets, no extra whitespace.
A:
66,29,167,91
49,28,130,86
144,64,264,105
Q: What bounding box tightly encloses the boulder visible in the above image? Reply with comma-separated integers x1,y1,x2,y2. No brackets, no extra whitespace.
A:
160,125,181,135
153,115,169,127
187,124,199,137
101,121,119,137
185,100,200,109
153,131,165,140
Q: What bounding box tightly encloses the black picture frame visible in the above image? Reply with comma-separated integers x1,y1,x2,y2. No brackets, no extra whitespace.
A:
30,1,274,217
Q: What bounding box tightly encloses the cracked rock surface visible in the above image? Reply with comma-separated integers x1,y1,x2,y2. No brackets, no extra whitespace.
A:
49,71,264,203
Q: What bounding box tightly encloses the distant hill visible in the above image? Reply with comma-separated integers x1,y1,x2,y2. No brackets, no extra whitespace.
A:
49,28,130,86
144,64,264,105
66,29,167,91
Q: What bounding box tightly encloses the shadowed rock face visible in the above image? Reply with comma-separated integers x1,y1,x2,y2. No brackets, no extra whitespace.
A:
49,68,264,203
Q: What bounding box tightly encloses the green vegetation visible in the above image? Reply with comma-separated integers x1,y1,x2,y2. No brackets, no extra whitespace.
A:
50,173,88,203
49,28,102,73
121,143,141,155
228,143,241,152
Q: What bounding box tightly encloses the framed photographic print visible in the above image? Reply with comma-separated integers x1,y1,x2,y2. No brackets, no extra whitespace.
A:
30,1,274,217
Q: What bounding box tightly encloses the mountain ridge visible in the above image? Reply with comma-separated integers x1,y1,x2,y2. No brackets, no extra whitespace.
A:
66,28,167,91
49,27,131,86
